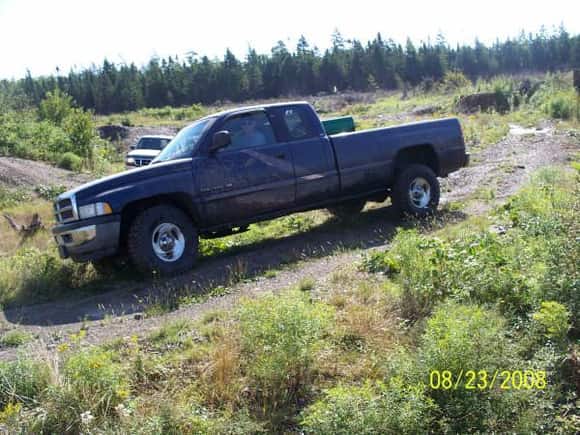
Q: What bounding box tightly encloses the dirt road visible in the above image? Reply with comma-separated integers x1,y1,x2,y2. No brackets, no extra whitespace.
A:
0,125,576,359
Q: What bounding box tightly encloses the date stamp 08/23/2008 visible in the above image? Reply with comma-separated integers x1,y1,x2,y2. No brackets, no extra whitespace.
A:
429,370,547,391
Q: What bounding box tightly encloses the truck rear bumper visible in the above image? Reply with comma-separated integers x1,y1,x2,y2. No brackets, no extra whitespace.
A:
52,215,121,262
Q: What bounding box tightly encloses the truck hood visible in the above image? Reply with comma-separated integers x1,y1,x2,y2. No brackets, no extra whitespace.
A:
127,149,161,158
65,158,193,205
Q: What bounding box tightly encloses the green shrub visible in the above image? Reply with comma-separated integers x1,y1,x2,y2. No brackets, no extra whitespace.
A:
0,330,34,347
237,290,333,417
63,108,96,162
0,187,32,209
0,111,72,161
57,152,82,171
38,89,73,126
362,216,568,322
34,184,67,201
545,91,575,120
420,302,542,432
0,358,50,407
441,71,471,92
38,348,128,432
301,380,435,434
0,247,91,306
532,301,570,343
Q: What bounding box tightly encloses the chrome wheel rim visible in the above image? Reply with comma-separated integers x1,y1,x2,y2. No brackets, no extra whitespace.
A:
151,223,185,262
409,177,431,209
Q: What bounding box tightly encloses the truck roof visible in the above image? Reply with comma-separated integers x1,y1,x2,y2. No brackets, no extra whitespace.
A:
205,101,311,120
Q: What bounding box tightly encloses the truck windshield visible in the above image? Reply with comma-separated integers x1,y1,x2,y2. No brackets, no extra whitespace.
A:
153,118,214,162
136,137,170,150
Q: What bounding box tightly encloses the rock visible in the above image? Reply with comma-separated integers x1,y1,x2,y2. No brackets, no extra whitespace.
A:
133,313,144,321
411,105,441,115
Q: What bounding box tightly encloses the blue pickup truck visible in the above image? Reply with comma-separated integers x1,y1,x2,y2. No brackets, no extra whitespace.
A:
53,102,468,275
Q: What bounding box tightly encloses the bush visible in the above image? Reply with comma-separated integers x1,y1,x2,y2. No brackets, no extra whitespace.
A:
0,247,91,306
38,89,73,126
34,184,67,201
432,231,539,316
546,91,575,119
237,291,333,417
63,108,96,162
441,71,471,92
57,152,82,171
0,330,34,347
37,348,128,433
0,186,31,209
420,302,543,432
532,301,571,343
301,380,435,434
0,359,49,407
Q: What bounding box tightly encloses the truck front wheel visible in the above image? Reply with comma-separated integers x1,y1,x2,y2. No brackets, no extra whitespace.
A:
127,205,198,276
392,164,440,217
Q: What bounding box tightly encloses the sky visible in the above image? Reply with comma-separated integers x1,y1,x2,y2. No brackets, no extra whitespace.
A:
0,0,579,80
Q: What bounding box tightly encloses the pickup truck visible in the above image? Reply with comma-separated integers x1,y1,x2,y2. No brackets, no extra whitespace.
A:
126,134,173,167
53,102,468,275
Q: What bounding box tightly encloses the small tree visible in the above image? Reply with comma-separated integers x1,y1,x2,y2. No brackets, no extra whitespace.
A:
38,89,73,126
63,108,95,166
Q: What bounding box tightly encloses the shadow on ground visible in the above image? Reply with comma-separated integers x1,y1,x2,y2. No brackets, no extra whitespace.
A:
3,205,467,326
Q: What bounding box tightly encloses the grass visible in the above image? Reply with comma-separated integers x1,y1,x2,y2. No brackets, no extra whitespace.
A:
0,72,577,312
0,164,577,433
0,329,35,347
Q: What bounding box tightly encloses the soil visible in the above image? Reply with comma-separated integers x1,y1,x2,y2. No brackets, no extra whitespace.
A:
0,157,91,191
0,124,577,360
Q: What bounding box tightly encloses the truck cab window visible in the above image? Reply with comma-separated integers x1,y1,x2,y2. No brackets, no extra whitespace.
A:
222,112,276,151
283,107,316,140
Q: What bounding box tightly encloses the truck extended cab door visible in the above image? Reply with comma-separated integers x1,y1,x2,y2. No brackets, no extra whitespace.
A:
196,111,296,226
268,105,340,205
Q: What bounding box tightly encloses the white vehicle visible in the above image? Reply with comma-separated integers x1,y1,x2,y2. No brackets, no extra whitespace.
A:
125,135,173,167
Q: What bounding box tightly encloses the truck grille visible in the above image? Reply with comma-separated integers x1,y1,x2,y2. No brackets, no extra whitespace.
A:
135,159,151,166
54,195,78,223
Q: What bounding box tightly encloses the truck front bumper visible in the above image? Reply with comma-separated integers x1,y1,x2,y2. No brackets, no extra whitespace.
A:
52,215,121,262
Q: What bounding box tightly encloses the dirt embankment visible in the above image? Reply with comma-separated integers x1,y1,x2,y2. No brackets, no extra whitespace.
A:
0,157,91,191
0,125,576,360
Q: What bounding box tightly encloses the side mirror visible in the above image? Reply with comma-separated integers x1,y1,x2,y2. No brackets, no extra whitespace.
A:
130,144,136,150
209,131,231,153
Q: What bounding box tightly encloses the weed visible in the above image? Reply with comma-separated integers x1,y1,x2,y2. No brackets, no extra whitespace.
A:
0,358,50,407
237,291,333,421
297,277,315,292
0,330,34,347
301,380,435,434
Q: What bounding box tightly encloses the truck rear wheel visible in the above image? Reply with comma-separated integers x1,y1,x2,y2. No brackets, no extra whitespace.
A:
327,199,366,220
392,164,440,217
127,205,198,276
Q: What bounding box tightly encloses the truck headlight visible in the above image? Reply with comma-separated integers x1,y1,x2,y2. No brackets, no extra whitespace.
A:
126,157,135,166
78,202,113,219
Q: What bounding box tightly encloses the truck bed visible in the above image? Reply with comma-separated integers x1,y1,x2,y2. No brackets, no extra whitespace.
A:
329,118,465,194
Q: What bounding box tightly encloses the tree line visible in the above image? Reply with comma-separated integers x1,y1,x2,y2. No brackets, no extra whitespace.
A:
2,26,579,114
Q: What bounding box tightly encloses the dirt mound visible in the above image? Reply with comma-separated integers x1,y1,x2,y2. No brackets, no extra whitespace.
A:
0,157,91,190
97,124,129,141
456,92,509,114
